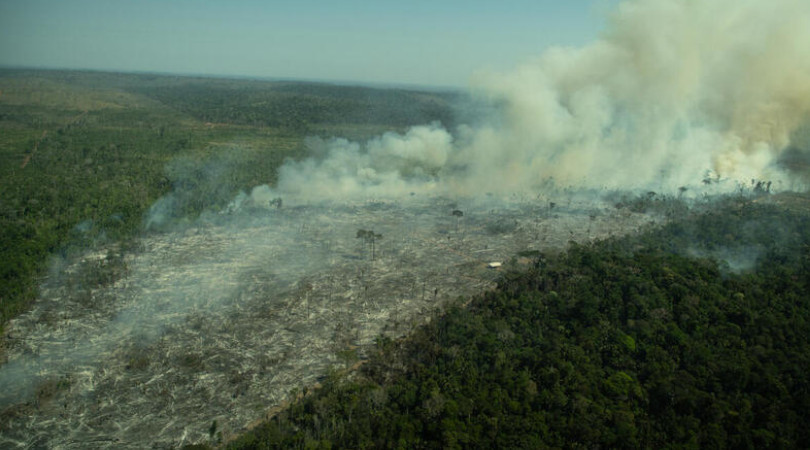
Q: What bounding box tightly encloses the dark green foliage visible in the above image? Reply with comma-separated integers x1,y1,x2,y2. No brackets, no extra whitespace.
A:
0,110,176,328
229,196,810,449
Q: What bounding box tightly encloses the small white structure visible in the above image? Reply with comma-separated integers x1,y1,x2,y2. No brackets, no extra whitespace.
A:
488,262,503,269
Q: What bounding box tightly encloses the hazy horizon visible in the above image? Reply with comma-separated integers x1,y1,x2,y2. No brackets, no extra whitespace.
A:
0,0,614,89
0,63,467,92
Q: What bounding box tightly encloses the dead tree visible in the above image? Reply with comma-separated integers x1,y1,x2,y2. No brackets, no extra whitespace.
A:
356,229,383,260
452,209,463,232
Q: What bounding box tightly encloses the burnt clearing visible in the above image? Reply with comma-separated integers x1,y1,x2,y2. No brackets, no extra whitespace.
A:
0,195,656,448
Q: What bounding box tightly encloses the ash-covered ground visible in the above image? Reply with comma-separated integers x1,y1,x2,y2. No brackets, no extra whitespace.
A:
0,195,656,448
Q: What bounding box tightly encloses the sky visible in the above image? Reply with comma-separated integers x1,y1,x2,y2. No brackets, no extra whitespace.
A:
0,0,614,88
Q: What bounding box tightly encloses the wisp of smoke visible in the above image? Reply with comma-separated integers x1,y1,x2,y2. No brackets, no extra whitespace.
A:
261,0,810,205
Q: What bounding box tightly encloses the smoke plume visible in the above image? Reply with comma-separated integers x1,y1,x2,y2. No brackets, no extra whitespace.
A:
264,0,810,205
266,124,453,203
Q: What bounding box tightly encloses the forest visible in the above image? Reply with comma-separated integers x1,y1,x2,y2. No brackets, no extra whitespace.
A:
0,68,457,335
224,194,810,449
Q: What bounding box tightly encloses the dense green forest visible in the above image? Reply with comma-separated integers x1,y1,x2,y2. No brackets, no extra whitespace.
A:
225,194,810,449
0,68,458,334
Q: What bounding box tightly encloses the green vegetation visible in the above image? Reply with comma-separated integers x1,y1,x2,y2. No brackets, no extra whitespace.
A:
0,68,457,334
226,195,810,449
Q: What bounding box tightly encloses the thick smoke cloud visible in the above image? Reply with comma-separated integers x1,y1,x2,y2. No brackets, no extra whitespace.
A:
264,0,810,204
266,124,452,203
470,0,810,191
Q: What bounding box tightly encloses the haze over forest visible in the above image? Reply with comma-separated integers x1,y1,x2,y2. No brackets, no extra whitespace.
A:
1,0,810,448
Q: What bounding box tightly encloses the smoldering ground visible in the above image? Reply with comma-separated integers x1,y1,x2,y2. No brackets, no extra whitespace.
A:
2,0,810,447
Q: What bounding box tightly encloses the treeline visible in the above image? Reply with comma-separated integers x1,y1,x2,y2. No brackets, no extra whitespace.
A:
1,69,460,133
224,195,810,449
128,81,459,133
0,101,192,327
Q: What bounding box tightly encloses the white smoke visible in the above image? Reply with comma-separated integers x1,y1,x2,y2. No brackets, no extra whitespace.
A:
263,123,453,203
468,0,810,191
262,0,810,204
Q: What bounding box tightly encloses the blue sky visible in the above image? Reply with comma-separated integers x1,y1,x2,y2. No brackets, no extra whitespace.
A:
0,0,615,88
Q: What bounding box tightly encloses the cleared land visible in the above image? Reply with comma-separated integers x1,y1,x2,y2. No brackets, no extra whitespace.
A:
1,194,657,447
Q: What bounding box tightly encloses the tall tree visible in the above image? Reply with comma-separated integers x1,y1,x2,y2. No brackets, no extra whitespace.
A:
356,229,383,260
